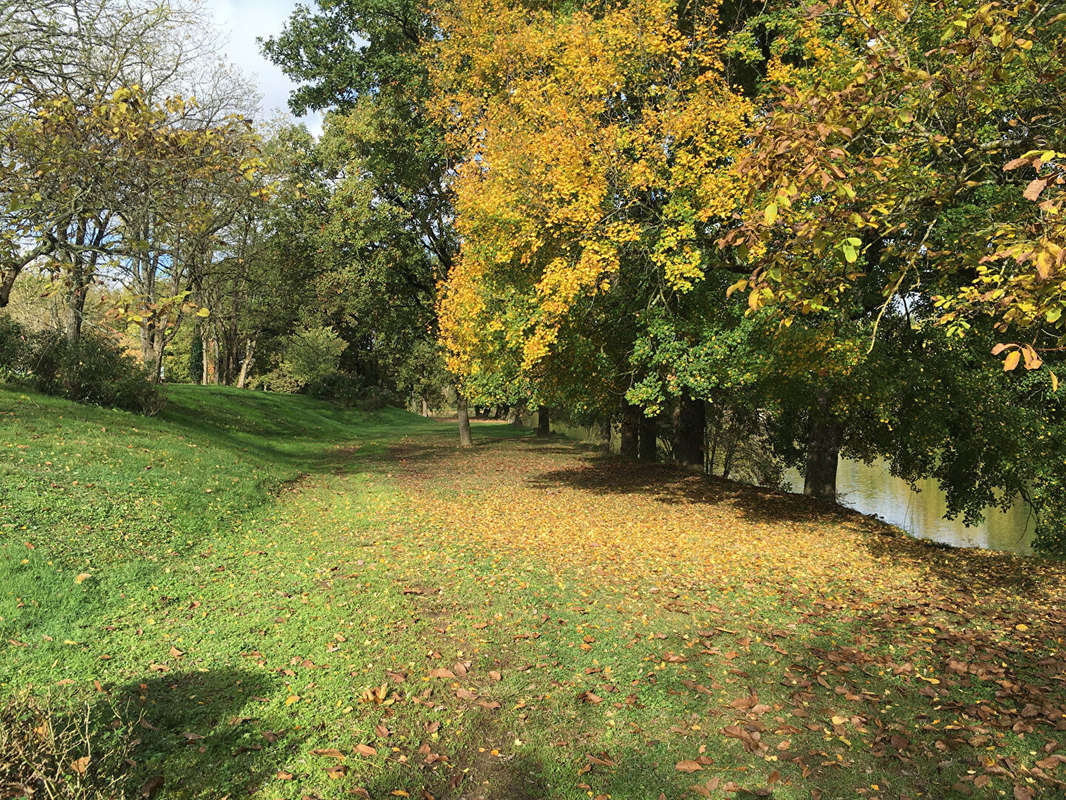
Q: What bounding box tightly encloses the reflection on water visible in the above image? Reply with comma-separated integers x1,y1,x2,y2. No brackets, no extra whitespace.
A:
786,459,1035,555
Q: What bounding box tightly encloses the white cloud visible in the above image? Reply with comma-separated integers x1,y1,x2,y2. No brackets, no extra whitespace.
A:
202,0,324,136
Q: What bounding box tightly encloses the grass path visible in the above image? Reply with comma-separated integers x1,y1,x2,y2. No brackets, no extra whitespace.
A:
2,386,1066,799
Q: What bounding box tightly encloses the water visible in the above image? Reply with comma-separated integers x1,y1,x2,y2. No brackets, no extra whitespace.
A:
785,459,1036,555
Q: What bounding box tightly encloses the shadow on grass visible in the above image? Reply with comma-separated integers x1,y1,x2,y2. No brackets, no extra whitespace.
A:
106,668,282,798
525,453,853,526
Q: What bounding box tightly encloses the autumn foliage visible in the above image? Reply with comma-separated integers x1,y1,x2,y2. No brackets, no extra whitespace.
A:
432,0,750,380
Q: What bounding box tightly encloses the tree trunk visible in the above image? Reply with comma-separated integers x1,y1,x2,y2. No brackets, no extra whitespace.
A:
63,219,89,345
145,335,165,384
421,397,430,417
537,407,550,436
620,404,640,460
236,336,257,389
0,268,18,308
457,391,473,448
140,322,155,373
638,413,657,461
511,399,527,426
803,393,842,501
722,438,738,481
201,329,211,385
675,397,706,467
64,266,87,346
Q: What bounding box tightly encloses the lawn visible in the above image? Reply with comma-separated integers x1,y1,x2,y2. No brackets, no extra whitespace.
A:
2,385,1065,800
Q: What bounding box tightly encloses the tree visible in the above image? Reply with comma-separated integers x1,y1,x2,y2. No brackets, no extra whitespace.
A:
432,0,751,451
263,0,462,428
0,0,225,316
722,0,1066,366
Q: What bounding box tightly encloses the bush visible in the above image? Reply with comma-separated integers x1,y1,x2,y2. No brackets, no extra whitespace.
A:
0,315,26,381
0,319,163,415
0,692,136,799
306,370,394,409
279,325,348,387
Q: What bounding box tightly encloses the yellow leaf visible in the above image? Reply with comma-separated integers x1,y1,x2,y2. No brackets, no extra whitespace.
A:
764,203,778,225
74,573,91,584
1003,350,1021,371
285,694,300,706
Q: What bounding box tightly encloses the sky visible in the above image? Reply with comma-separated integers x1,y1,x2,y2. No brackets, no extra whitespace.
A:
202,0,324,136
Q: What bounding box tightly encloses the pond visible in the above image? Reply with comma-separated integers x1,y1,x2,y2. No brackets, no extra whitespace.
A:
785,459,1035,555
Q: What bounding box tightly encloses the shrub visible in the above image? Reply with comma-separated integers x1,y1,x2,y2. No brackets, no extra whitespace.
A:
306,370,394,409
278,325,348,388
0,319,163,415
0,315,26,381
0,692,136,799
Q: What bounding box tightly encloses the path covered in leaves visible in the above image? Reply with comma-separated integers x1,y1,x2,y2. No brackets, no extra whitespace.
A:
356,434,1066,800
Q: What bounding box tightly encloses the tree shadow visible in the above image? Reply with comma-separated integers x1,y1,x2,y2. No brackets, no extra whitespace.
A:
527,455,854,526
104,668,283,798
524,451,1064,600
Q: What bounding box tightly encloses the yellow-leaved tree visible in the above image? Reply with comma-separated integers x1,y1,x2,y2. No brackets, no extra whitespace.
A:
430,0,751,416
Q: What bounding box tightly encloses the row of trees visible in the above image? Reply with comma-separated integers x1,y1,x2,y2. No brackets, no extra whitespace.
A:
0,0,448,408
0,0,265,378
262,0,1066,549
424,0,1066,548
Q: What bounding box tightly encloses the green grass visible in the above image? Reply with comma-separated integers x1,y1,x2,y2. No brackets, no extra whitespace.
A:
1,385,1065,800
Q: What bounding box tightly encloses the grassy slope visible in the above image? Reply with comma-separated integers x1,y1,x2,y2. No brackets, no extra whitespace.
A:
1,385,1065,800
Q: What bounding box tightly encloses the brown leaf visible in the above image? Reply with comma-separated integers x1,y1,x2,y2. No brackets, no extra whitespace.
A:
676,759,703,773
355,743,377,756
70,756,90,775
428,667,455,679
326,765,348,779
276,771,294,780
311,747,346,760
138,775,164,798
1023,178,1048,202
578,690,602,704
